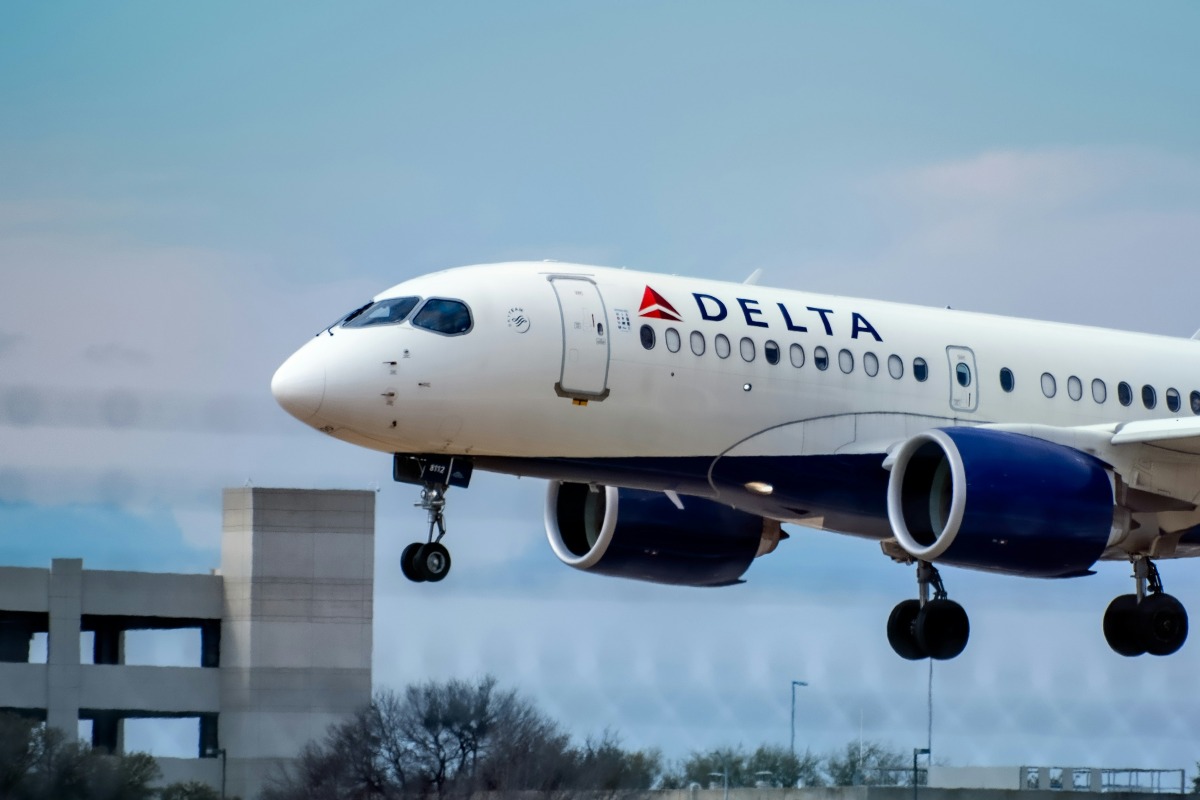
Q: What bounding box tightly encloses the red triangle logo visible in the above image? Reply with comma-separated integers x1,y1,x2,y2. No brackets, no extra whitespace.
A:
638,286,682,321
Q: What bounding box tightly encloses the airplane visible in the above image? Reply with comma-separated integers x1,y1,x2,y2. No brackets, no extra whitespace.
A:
271,260,1200,661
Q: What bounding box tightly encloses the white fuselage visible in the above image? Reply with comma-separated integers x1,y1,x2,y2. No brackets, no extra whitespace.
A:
273,261,1200,464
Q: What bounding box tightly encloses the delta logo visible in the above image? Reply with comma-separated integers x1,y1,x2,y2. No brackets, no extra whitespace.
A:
638,286,682,321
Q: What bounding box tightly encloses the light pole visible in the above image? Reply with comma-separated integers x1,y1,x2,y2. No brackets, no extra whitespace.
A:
913,748,930,800
204,747,227,799
790,680,808,756
215,748,227,800
709,767,729,800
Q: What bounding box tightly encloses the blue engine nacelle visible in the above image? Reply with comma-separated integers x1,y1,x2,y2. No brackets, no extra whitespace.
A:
886,428,1117,578
545,482,781,587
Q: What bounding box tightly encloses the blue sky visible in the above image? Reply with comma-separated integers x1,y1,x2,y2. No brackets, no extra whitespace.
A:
3,0,1200,773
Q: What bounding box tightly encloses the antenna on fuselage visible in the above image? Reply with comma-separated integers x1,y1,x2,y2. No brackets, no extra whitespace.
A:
743,268,763,285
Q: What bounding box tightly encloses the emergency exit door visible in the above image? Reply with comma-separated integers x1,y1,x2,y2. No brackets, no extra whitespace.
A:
550,276,611,400
946,345,978,412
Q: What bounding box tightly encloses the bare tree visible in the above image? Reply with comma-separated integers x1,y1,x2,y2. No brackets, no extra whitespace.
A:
0,715,159,800
824,740,907,786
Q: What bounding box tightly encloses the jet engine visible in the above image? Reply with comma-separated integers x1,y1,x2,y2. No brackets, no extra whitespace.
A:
545,481,782,586
886,427,1117,577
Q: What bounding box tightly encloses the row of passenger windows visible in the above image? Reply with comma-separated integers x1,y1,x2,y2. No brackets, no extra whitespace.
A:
639,324,931,381
641,324,1200,416
1003,367,1200,415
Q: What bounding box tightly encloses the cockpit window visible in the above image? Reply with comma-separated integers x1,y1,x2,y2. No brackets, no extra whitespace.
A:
342,296,421,328
412,298,473,335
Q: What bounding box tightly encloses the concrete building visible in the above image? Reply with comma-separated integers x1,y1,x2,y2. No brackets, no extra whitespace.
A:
0,487,374,799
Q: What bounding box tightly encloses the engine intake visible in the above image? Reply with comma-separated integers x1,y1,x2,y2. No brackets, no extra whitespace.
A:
886,428,1115,577
545,481,780,586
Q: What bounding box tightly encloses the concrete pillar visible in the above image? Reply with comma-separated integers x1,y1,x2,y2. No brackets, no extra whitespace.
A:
219,488,374,800
92,623,124,665
200,620,220,668
47,558,82,736
198,713,219,758
91,711,123,753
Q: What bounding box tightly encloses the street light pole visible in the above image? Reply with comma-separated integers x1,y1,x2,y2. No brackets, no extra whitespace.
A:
709,767,729,800
913,748,930,800
790,680,808,757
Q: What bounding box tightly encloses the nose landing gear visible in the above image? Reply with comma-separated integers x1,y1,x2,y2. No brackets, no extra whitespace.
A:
394,455,473,584
887,561,970,661
1103,557,1188,657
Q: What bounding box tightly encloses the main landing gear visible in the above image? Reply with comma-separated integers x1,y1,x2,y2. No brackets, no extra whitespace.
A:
887,561,970,661
1103,557,1188,657
394,455,474,584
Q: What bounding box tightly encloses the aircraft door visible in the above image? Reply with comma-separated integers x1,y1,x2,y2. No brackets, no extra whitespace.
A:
550,276,611,401
946,345,978,412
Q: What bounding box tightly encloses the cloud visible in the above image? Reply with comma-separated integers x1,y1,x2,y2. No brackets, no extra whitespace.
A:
771,147,1200,333
0,500,213,572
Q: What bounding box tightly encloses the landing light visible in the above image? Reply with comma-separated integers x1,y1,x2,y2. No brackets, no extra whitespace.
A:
745,481,774,496
743,383,752,392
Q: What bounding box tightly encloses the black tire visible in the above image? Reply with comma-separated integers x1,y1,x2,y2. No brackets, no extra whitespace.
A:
401,543,426,583
1139,593,1188,656
1103,594,1144,657
887,599,927,660
916,599,970,661
418,542,452,583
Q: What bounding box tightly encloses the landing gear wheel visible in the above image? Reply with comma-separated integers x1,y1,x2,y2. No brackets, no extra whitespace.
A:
1104,558,1190,657
416,542,452,583
1139,593,1188,656
1103,594,1145,657
887,599,927,660
915,599,970,661
401,543,427,583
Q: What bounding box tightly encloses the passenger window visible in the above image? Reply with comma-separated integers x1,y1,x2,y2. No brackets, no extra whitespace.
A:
955,363,971,387
814,347,829,371
690,331,705,356
1067,376,1082,401
1092,379,1107,404
665,328,681,353
789,344,805,368
888,354,903,379
412,298,472,335
715,334,731,359
1118,382,1133,406
342,296,420,328
1041,373,1057,398
1142,384,1157,409
838,349,854,374
1191,391,1200,415
640,325,656,350
1166,388,1181,413
864,352,879,377
764,340,780,365
740,337,756,362
913,358,928,382
1000,368,1015,392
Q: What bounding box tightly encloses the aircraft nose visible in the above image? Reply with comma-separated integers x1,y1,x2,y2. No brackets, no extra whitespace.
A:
271,344,326,421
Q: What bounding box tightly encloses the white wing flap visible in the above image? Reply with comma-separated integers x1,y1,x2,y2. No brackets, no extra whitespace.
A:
1111,417,1200,455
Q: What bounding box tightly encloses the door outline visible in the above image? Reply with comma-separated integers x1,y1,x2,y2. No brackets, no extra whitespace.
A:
549,276,611,401
946,345,978,413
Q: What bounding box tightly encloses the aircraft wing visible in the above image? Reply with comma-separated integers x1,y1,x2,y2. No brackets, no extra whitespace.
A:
1110,417,1200,455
